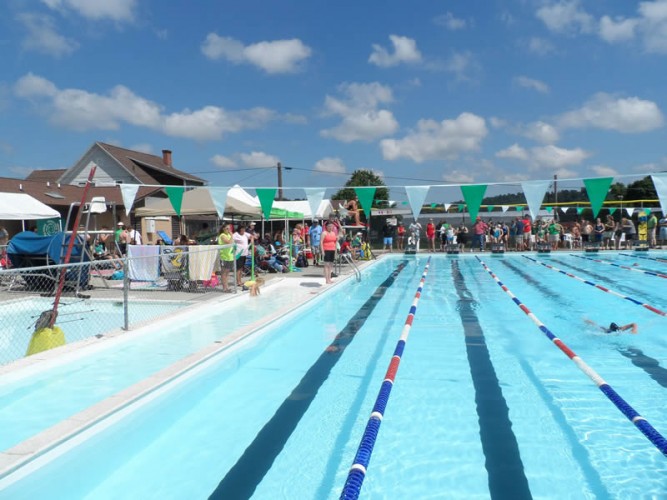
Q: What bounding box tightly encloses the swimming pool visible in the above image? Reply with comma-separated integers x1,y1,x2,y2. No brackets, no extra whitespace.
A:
1,253,666,498
0,297,187,366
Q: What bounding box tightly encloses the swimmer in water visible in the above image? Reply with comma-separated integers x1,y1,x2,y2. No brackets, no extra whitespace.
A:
585,319,638,334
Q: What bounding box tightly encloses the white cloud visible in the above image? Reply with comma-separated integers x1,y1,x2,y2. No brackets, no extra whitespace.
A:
536,1,595,34
514,76,549,93
496,143,529,161
520,121,560,144
443,51,479,81
369,35,422,67
444,170,475,183
380,112,487,163
9,166,34,177
557,93,664,133
42,0,137,22
496,143,590,169
639,0,667,53
320,82,399,142
201,34,312,74
130,143,153,154
18,13,78,57
526,37,557,56
434,12,468,30
591,165,619,176
240,151,278,168
211,155,237,169
14,73,281,140
314,157,346,174
489,117,507,128
599,16,640,43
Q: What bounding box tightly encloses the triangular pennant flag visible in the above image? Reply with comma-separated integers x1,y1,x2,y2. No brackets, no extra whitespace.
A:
560,207,569,213
651,173,667,215
501,205,509,213
208,187,229,219
576,207,584,215
119,184,140,216
164,186,184,216
444,203,451,211
521,180,550,220
486,205,495,212
545,206,553,213
405,186,430,221
583,177,613,218
430,203,437,208
339,206,349,217
625,207,635,217
644,208,652,215
460,184,487,222
458,204,465,212
304,188,326,220
401,201,408,205
609,207,617,215
516,205,524,211
256,188,276,219
354,187,376,220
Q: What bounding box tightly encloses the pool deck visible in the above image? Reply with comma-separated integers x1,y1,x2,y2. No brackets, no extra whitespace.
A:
0,254,380,483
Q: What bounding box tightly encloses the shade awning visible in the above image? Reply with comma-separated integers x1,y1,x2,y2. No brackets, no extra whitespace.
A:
0,192,61,220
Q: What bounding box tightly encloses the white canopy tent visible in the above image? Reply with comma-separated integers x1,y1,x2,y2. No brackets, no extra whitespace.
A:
0,193,61,220
273,199,333,220
135,185,261,218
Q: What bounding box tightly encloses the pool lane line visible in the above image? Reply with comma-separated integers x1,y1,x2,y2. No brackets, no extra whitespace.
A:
619,252,667,264
570,254,667,279
476,256,667,458
521,255,667,317
617,347,667,389
451,260,532,500
209,261,409,500
340,258,430,500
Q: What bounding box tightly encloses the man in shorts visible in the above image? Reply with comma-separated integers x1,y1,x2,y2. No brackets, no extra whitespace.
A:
309,219,323,265
382,220,395,252
232,225,250,287
217,223,235,292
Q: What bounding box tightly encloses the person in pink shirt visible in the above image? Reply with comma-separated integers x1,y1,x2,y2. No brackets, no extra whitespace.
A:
426,219,436,252
321,221,338,284
472,217,488,251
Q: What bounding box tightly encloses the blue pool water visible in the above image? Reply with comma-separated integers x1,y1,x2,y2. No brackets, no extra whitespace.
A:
1,253,666,499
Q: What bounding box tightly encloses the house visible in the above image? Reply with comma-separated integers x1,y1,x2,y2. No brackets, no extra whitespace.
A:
0,142,206,241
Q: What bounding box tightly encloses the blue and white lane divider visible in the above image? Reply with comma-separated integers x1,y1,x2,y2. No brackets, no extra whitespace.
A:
340,258,431,500
619,252,667,264
522,255,667,317
476,256,667,457
570,253,667,279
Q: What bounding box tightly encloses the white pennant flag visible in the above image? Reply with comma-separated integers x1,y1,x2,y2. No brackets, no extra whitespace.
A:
304,188,326,220
625,207,635,217
501,205,509,213
560,207,569,214
444,203,451,211
651,173,667,215
521,180,551,220
405,186,430,221
208,187,229,219
120,184,140,216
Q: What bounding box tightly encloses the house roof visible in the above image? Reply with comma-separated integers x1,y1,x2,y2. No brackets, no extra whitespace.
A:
96,142,205,185
0,177,160,208
25,169,67,183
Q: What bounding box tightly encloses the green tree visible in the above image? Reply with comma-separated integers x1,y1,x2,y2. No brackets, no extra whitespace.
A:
331,169,389,205
626,176,657,204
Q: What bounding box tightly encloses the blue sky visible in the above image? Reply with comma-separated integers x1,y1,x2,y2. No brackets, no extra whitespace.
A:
1,0,666,199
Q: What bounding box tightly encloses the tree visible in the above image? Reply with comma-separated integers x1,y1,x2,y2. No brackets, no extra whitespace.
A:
331,169,389,205
626,176,657,204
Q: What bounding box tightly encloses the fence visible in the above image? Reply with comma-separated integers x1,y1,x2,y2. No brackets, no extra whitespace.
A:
0,245,240,367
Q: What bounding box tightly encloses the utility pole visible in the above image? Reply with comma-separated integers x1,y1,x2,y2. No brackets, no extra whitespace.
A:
553,174,558,221
277,162,284,201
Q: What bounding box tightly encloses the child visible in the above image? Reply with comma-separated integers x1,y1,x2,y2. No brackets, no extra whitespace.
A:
243,276,265,296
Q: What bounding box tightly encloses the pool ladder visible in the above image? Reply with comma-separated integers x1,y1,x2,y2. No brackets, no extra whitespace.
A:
341,253,361,282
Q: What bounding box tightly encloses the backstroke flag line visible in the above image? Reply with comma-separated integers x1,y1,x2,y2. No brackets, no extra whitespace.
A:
405,186,430,221
165,186,184,217
651,174,667,215
521,180,550,220
460,184,487,222
120,184,140,216
583,177,613,218
304,188,326,220
208,187,229,220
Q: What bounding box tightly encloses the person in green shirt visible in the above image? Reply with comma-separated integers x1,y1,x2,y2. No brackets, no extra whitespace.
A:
647,212,658,248
217,223,235,293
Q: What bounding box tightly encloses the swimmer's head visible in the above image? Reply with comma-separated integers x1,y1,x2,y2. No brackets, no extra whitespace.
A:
609,322,620,332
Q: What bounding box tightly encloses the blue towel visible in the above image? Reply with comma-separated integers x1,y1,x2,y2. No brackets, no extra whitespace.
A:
157,230,173,245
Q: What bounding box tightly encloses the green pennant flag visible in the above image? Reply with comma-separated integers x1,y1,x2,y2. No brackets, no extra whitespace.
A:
460,184,487,222
354,187,376,219
486,205,495,212
165,186,184,216
515,205,524,211
576,207,584,215
644,208,652,215
545,206,553,213
256,188,276,219
402,201,408,205
458,204,465,212
583,177,613,218
609,207,617,215
431,203,437,208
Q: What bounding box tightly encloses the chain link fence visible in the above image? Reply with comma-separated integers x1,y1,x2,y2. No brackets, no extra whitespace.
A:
0,245,241,367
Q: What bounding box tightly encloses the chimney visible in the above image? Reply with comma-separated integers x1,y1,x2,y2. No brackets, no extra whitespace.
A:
162,149,172,167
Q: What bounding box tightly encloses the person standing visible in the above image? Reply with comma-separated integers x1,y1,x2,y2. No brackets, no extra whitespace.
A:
396,222,405,250
659,214,667,247
603,214,616,249
115,222,125,255
217,223,234,292
472,217,488,252
309,219,323,265
321,221,337,284
232,225,249,286
647,212,658,248
426,219,436,252
382,220,395,252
